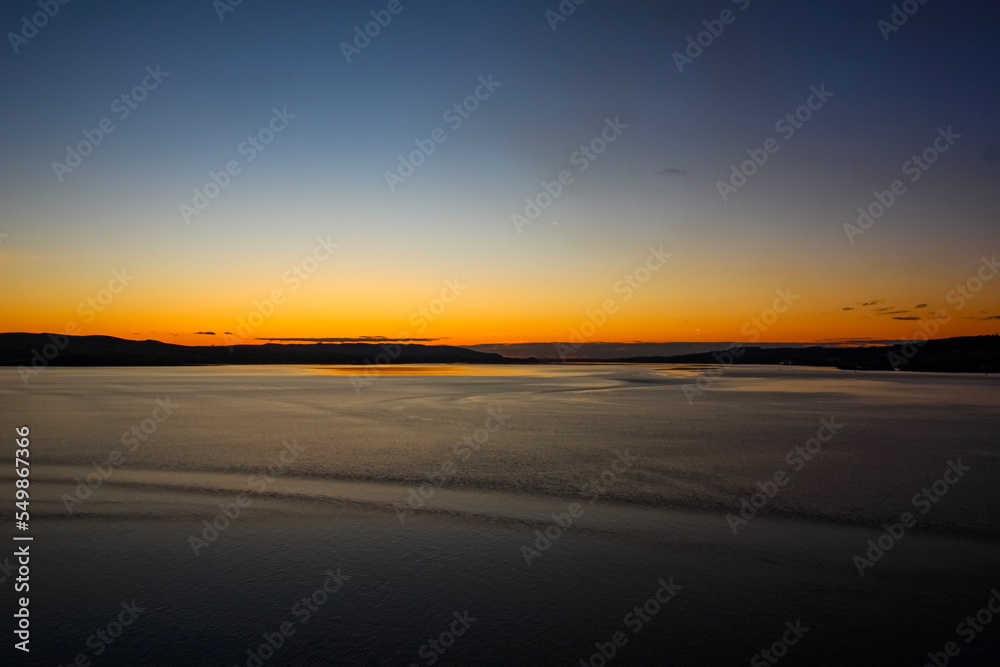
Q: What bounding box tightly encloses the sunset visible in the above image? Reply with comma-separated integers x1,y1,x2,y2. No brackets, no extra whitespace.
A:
2,1,999,665
3,1,998,349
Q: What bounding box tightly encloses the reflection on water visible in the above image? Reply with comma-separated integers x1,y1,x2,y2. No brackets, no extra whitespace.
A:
3,363,999,533
5,363,1000,666
305,363,577,377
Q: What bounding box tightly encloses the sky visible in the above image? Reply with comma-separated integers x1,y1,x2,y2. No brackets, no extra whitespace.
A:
1,0,998,348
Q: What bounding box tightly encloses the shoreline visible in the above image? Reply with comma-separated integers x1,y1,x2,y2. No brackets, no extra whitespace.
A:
2,332,999,374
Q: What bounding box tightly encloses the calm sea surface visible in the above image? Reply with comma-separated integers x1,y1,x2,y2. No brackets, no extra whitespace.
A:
2,365,999,665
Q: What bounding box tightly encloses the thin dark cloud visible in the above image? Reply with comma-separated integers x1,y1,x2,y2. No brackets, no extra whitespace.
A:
980,315,1000,321
858,300,884,307
842,307,854,311
257,336,441,343
194,331,216,335
893,316,920,321
914,303,927,309
813,338,903,346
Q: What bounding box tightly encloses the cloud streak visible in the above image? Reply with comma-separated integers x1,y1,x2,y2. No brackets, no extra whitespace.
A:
256,336,442,343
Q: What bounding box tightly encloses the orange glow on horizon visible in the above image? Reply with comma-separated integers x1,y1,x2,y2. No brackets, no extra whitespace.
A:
4,243,997,349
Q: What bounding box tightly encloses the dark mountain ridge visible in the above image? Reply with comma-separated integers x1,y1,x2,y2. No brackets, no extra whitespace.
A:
2,333,997,373
0,333,511,367
609,334,1000,373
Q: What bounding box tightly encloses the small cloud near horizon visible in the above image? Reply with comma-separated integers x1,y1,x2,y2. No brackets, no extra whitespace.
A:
858,300,884,306
914,303,927,309
893,316,920,321
257,336,442,343
814,338,904,346
194,331,216,335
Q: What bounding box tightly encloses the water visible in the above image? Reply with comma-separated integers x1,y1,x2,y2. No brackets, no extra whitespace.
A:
2,365,999,665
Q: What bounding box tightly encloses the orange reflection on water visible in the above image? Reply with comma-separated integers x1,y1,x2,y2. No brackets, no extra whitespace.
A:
306,364,570,377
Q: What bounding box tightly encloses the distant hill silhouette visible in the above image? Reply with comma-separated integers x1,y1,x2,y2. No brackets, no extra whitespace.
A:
610,335,1000,373
1,333,996,373
0,333,511,367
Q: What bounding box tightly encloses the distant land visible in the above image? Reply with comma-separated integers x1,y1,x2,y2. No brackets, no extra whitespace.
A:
603,334,1000,373
0,333,997,373
0,333,511,367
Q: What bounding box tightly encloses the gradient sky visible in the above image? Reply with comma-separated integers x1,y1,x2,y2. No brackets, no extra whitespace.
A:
1,0,998,347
